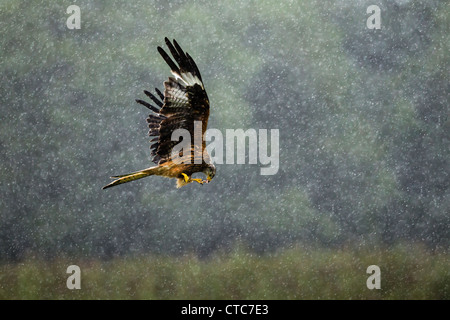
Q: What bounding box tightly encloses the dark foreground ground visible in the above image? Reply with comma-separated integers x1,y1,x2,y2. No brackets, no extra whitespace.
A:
0,244,448,299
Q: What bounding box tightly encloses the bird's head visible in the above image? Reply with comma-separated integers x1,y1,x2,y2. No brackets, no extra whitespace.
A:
203,165,216,183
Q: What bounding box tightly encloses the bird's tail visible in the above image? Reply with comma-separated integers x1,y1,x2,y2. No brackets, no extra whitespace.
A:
102,167,158,189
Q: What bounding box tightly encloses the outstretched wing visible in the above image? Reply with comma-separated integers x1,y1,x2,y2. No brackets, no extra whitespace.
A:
136,38,210,165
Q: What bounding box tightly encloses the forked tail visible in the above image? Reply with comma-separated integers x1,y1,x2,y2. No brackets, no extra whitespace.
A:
102,167,157,189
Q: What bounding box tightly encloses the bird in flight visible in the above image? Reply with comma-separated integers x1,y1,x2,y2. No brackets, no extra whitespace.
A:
103,38,215,189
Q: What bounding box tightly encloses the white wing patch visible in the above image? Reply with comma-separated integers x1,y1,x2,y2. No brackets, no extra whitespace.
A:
171,70,203,88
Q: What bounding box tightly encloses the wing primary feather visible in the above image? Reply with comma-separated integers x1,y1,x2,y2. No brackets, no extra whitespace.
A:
136,99,159,113
164,38,182,67
144,90,163,108
166,38,192,75
147,123,159,129
186,52,203,82
155,87,164,100
147,114,165,121
172,39,190,70
158,46,180,76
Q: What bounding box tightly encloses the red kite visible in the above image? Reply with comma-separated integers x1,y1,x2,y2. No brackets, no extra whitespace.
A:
103,38,215,189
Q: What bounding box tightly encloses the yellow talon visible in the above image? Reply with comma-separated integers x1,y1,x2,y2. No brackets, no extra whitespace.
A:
181,173,203,185
191,178,204,185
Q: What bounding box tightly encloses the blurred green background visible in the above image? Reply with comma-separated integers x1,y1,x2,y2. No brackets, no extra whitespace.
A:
0,0,448,299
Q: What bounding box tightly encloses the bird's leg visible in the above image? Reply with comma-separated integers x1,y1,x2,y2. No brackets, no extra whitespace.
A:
182,173,204,185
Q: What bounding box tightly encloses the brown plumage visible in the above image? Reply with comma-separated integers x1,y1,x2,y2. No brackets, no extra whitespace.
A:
103,38,215,189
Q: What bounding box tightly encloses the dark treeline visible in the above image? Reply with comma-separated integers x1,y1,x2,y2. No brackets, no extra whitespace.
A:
0,0,448,261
